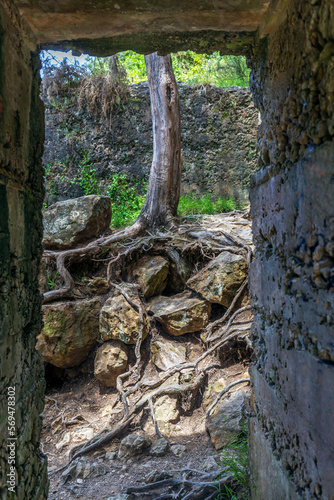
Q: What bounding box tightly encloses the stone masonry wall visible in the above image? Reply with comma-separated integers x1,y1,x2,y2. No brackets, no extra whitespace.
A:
249,1,334,498
43,82,258,206
0,1,48,499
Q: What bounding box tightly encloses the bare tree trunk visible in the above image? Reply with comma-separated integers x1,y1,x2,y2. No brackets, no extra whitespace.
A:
139,52,182,227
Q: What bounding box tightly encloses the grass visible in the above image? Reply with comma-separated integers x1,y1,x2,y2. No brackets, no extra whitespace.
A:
177,193,238,216
214,420,250,499
107,174,242,228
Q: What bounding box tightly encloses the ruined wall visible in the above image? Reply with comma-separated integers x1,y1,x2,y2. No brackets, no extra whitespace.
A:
0,1,48,498
42,82,258,206
249,0,334,498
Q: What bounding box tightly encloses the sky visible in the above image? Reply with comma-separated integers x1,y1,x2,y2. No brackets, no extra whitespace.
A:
41,50,89,66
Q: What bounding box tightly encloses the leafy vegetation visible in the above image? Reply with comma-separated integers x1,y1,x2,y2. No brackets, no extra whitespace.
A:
107,174,146,228
214,420,250,499
79,154,100,196
87,51,250,87
178,193,238,216
105,174,241,228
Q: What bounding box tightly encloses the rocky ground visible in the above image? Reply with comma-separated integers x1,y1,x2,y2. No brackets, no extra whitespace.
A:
39,199,253,500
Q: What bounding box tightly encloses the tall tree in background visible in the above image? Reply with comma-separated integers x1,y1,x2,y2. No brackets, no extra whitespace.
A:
44,52,182,302
139,52,182,227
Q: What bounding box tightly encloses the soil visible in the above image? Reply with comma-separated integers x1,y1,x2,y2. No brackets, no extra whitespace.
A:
40,212,253,499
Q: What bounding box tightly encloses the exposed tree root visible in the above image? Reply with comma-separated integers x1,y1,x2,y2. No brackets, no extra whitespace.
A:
45,213,253,500
126,467,231,499
206,378,250,418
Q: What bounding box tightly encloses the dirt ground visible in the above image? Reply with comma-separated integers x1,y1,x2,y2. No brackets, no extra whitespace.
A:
43,360,250,499
41,212,253,499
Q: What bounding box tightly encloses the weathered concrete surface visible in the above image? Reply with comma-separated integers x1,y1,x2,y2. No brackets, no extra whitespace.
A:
249,0,334,498
0,2,48,498
14,0,269,55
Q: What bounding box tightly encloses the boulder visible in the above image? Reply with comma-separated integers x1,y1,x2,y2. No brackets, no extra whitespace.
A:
118,434,152,460
150,437,169,457
147,291,211,336
100,295,149,344
43,195,111,249
36,299,101,368
129,255,169,298
94,341,128,387
151,337,186,371
88,277,110,295
206,390,250,450
153,374,180,431
186,252,247,307
165,248,192,292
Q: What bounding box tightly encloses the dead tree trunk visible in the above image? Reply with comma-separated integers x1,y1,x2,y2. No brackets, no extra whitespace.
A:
139,52,182,227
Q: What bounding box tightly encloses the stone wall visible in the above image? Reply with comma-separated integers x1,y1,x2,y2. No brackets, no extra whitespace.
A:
0,2,48,499
43,82,258,206
248,0,334,498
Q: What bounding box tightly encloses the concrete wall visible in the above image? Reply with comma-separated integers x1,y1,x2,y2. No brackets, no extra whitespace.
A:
0,2,48,498
249,1,334,498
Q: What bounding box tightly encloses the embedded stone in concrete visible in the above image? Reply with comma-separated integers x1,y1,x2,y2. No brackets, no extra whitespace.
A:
206,390,250,450
94,341,128,387
118,434,152,460
147,291,211,336
151,337,186,371
99,295,149,345
43,195,111,249
187,252,247,307
36,299,101,368
129,255,169,298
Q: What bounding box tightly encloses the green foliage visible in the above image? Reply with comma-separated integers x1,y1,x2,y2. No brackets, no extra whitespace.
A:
215,420,250,499
79,154,100,195
106,175,240,228
85,51,250,87
177,194,237,216
118,51,148,83
46,270,59,290
107,174,146,228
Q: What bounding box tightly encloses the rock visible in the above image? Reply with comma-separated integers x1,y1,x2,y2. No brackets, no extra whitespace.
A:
186,252,248,307
118,434,152,460
56,428,95,452
153,374,180,432
36,299,101,368
206,390,250,450
88,277,110,295
94,341,128,387
105,451,117,461
129,255,169,298
202,456,218,471
43,195,112,249
165,248,192,292
147,291,211,336
150,437,169,457
170,444,186,457
151,337,186,371
100,295,149,344
62,458,106,481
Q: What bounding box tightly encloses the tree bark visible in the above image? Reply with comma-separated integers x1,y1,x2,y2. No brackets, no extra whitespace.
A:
140,52,182,227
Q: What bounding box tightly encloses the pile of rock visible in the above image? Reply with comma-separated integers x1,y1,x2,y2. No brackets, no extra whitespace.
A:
37,250,248,383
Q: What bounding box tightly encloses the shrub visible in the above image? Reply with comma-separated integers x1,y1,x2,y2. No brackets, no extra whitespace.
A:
177,193,237,216
107,174,146,228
